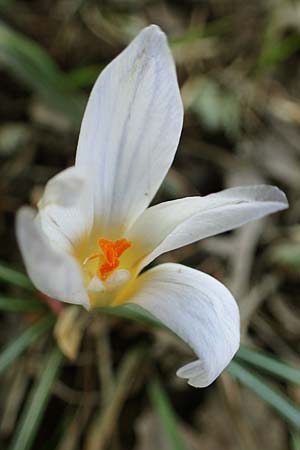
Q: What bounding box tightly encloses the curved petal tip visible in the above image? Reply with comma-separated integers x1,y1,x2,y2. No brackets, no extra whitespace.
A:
266,185,289,209
120,263,240,388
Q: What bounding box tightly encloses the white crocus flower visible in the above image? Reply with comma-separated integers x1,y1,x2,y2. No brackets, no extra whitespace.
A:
16,25,288,387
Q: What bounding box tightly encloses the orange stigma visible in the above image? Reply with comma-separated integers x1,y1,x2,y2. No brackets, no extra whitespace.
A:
84,238,132,281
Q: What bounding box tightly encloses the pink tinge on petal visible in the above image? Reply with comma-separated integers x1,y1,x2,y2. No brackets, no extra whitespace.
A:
39,293,65,315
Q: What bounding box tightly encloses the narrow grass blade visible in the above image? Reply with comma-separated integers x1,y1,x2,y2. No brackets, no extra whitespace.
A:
149,379,188,450
258,33,300,74
0,262,34,290
0,315,54,374
267,243,300,272
96,303,165,329
66,64,103,89
0,24,85,126
236,346,300,384
228,360,300,429
290,430,300,450
0,295,46,313
9,346,64,450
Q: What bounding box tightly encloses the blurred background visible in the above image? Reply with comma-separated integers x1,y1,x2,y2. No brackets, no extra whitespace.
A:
0,1,300,449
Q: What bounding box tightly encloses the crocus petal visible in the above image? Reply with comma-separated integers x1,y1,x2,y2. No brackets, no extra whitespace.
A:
116,263,239,387
38,166,93,253
16,207,90,308
75,25,183,235
126,185,288,271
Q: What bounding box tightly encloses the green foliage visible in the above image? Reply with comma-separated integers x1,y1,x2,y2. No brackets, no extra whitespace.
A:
170,18,229,45
0,262,34,290
228,360,300,430
236,346,300,384
149,379,188,450
0,295,47,312
66,64,104,89
9,346,63,450
290,430,300,450
0,24,85,126
0,315,54,374
187,78,240,138
258,32,300,74
97,303,164,329
268,243,300,272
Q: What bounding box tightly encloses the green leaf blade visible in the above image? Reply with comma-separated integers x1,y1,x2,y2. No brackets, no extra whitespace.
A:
0,262,34,290
0,315,54,374
0,295,46,313
236,346,300,384
149,379,188,450
9,346,64,450
228,360,300,430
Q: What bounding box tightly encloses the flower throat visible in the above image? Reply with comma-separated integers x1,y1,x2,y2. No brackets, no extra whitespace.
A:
84,238,132,280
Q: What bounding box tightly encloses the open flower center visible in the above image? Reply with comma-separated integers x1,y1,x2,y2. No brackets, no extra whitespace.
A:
84,238,132,281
